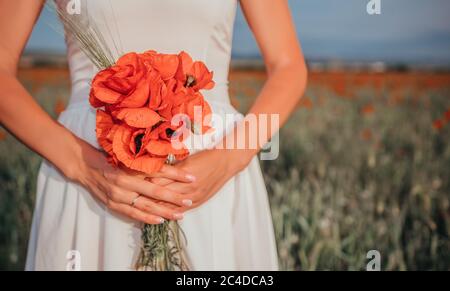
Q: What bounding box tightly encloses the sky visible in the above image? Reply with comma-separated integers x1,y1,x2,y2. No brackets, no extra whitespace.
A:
26,0,450,64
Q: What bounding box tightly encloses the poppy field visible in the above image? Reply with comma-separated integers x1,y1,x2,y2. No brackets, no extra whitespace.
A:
0,67,449,270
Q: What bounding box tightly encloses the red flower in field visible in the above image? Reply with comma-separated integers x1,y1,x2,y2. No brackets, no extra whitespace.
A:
432,108,450,132
360,128,373,141
432,119,444,131
332,82,347,97
444,109,450,122
90,52,150,108
361,104,375,116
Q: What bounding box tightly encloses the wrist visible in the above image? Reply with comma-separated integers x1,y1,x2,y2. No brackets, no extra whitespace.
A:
218,148,256,175
56,133,86,182
51,130,95,183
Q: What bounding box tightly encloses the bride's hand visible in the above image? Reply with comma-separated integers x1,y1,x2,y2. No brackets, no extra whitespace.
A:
63,139,196,225
151,149,246,209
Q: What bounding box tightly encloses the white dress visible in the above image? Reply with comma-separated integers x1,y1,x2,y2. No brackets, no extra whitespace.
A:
26,0,278,271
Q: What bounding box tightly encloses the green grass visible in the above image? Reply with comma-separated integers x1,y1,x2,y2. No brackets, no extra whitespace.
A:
264,95,450,270
0,69,449,270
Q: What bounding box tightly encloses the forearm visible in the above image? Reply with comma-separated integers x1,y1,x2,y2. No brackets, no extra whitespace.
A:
220,62,308,171
0,72,83,178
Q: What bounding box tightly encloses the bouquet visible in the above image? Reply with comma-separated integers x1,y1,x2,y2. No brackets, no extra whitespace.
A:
54,2,214,271
90,50,214,174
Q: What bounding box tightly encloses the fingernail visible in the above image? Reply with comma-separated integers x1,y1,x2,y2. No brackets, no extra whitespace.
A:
173,213,184,220
185,174,196,182
158,218,165,224
182,199,193,207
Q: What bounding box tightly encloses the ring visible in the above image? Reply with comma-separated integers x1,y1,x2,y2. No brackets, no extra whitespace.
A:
130,195,141,207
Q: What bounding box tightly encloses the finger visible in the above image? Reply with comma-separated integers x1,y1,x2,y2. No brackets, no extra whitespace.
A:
104,185,136,204
149,164,196,183
107,200,165,225
94,171,140,205
139,183,193,207
150,177,173,186
105,171,193,207
105,185,185,220
135,197,185,221
86,180,109,205
85,170,112,204
162,182,204,208
89,172,164,224
163,181,196,195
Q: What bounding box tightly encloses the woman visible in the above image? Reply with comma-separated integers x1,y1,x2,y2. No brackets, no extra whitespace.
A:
0,0,307,271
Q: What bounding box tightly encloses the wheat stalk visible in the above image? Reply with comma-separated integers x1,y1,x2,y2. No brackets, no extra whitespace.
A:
47,0,115,69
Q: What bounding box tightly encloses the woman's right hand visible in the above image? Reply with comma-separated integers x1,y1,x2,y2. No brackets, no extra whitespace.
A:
63,138,195,225
0,0,194,226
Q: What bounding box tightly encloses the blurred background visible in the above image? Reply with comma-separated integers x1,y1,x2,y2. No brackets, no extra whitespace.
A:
1,0,449,270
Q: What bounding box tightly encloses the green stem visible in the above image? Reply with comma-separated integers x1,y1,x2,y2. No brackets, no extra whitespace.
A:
136,221,189,271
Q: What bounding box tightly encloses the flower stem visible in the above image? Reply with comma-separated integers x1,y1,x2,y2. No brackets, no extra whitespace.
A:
136,221,189,271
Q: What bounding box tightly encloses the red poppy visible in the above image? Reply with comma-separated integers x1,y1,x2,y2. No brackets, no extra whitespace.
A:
142,51,179,81
112,125,166,174
176,51,215,91
90,52,150,108
112,107,162,128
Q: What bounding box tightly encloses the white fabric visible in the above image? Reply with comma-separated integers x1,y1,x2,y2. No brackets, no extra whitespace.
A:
26,0,278,271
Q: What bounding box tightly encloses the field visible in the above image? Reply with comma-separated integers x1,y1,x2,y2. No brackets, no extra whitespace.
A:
1,67,449,270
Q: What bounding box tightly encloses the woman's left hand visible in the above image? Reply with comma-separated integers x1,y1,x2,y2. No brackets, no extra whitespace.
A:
151,149,248,209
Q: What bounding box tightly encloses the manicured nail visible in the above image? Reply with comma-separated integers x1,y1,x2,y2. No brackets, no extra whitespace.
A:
182,199,193,207
173,213,184,220
186,174,196,182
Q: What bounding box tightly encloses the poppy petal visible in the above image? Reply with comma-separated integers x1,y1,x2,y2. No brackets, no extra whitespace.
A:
96,110,115,155
129,156,166,175
118,77,151,108
145,140,188,157
91,70,123,104
192,62,215,91
112,125,134,168
152,54,180,80
114,107,162,128
176,51,193,82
